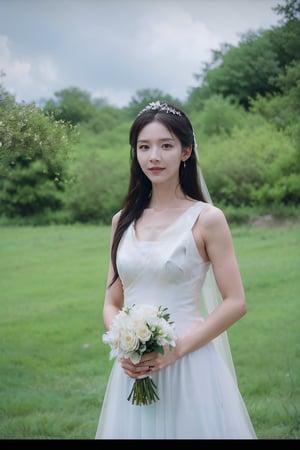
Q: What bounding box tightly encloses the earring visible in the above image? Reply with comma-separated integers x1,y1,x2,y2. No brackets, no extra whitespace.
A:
183,160,186,168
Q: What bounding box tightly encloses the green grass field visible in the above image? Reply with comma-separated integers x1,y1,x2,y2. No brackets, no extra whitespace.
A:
0,221,299,439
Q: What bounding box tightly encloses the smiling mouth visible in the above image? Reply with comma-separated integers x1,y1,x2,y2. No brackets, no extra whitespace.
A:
149,167,164,172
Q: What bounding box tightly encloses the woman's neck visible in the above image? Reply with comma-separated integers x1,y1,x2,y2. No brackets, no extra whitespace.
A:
148,189,193,211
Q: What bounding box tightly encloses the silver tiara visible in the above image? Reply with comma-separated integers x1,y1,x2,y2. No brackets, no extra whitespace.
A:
137,100,182,117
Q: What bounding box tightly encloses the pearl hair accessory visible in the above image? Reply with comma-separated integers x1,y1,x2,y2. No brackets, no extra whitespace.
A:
137,100,182,117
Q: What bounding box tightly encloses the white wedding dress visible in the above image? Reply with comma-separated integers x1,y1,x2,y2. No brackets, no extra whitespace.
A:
95,201,256,439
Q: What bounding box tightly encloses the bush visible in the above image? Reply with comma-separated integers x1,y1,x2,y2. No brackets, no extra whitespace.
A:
64,154,128,223
197,95,247,137
201,122,298,206
0,87,78,218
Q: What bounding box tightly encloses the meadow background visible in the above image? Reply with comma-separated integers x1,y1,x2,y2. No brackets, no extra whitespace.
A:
0,2,300,440
0,220,299,439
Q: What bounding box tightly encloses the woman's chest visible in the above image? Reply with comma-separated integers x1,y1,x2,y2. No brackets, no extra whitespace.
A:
134,208,188,241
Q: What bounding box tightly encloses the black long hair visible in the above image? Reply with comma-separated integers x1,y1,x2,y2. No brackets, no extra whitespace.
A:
109,101,207,286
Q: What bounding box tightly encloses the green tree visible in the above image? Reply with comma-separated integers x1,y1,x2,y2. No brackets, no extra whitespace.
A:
65,155,127,223
201,122,298,207
0,83,77,220
195,31,282,108
189,1,300,111
86,105,128,134
198,95,247,137
127,89,183,118
274,0,300,22
249,60,300,130
43,87,96,125
268,0,300,69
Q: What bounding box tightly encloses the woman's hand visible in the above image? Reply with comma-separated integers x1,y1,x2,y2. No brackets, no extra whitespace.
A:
120,345,178,379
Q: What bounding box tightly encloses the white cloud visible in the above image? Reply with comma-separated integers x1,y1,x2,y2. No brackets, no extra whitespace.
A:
0,35,59,102
0,35,32,86
0,0,279,107
38,59,57,83
134,9,221,98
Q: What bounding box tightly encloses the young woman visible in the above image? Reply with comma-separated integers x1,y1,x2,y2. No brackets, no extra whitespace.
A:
95,101,256,439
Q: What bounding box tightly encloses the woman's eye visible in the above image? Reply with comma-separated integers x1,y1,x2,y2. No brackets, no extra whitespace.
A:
138,145,149,150
162,143,172,149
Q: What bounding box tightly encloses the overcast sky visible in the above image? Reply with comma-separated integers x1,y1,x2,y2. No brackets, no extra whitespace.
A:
0,0,281,107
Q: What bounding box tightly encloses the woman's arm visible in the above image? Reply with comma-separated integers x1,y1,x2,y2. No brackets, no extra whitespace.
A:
176,204,247,358
102,211,124,330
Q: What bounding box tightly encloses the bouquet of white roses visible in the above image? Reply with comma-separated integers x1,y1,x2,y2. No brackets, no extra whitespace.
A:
102,304,176,406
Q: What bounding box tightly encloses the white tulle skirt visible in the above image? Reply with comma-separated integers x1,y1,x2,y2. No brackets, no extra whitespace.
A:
95,341,256,439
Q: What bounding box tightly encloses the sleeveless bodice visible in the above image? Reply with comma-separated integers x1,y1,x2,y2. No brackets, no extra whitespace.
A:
117,201,209,335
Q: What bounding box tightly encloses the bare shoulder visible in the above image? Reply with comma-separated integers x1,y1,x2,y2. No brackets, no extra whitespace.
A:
192,204,229,261
200,203,228,229
112,209,122,224
111,209,122,232
197,204,233,256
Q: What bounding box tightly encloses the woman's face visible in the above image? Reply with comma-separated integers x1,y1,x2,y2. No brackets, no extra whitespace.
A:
136,121,187,185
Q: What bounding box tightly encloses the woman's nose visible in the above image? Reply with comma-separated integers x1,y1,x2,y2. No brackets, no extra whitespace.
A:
149,146,160,161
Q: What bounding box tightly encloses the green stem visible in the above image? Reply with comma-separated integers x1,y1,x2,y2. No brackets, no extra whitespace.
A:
127,377,159,406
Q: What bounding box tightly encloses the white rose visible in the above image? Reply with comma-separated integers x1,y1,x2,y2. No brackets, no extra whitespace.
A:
119,329,139,354
135,323,152,343
133,304,157,321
